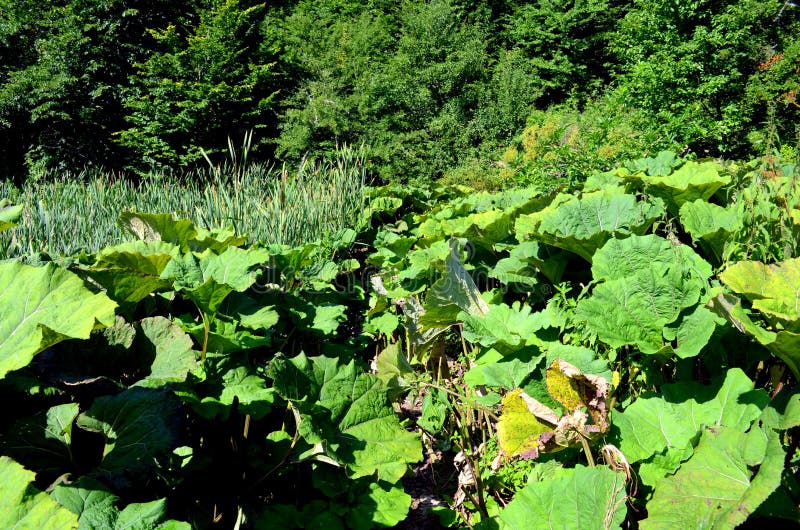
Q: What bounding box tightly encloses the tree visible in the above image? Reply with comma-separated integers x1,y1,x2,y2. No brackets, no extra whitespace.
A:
117,0,277,169
0,0,188,177
610,0,799,156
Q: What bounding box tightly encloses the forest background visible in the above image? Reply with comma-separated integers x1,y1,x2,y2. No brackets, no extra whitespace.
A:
0,0,798,187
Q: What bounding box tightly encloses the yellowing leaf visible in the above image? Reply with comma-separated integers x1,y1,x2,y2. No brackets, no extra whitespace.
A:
546,359,610,433
720,258,800,325
497,389,557,459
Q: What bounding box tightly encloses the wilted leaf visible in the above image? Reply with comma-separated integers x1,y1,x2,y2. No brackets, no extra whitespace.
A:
497,388,558,459
546,359,610,432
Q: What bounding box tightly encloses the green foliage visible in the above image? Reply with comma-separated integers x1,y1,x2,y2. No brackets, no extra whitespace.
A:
0,0,188,174
0,261,117,379
496,95,680,189
0,199,22,232
609,0,800,156
497,465,627,529
0,147,368,259
640,426,783,529
0,456,79,529
499,0,623,105
515,190,665,261
118,0,276,168
576,234,714,355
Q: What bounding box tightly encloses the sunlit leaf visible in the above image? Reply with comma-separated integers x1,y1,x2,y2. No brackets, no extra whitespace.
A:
498,466,627,529
0,456,78,529
0,261,117,379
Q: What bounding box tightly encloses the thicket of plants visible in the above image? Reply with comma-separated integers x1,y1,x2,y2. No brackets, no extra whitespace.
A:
0,0,798,182
3,0,800,528
1,151,799,528
0,145,368,259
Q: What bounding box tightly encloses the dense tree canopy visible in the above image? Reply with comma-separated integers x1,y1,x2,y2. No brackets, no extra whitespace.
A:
0,0,797,181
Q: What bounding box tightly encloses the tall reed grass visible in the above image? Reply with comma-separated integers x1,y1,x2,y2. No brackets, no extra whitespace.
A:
0,146,368,259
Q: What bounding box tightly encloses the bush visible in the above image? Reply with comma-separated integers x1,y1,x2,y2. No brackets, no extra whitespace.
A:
492,92,681,189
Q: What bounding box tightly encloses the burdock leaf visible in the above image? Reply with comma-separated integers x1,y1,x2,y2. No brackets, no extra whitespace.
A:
133,317,197,388
720,258,800,328
0,456,78,529
497,388,557,459
0,261,117,379
640,427,782,529
546,359,610,432
76,388,182,483
499,466,627,529
515,191,664,261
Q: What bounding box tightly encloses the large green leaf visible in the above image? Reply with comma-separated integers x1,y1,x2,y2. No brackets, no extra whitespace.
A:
662,305,719,359
76,388,182,484
576,235,713,354
350,481,413,530
161,246,270,314
590,234,712,284
720,258,800,328
421,239,488,326
133,317,197,388
620,160,730,213
515,191,664,261
678,199,742,263
179,317,272,355
255,477,411,530
0,199,23,232
0,403,79,480
625,151,683,176
82,241,179,304
269,353,421,483
460,302,548,355
51,477,120,530
640,426,783,529
463,347,542,391
417,209,516,250
118,212,245,254
489,240,568,286
53,478,188,530
0,261,117,379
0,456,79,529
612,369,768,464
118,212,198,249
498,466,627,529
175,352,274,420
708,291,800,378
